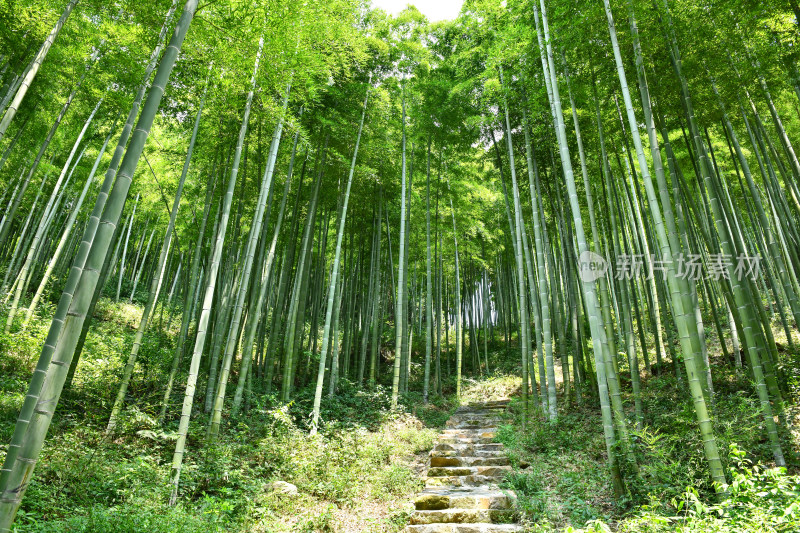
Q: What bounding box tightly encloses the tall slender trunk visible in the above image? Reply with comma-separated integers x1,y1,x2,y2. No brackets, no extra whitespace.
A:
167,15,258,503
424,135,433,402
0,1,198,527
0,52,96,251
159,127,217,422
281,138,326,401
522,109,554,418
657,0,785,466
207,79,290,439
534,0,625,497
231,117,302,416
24,116,119,325
369,191,384,390
6,93,101,331
499,67,533,415
0,0,78,142
391,83,408,408
311,82,369,428
448,180,463,399
105,68,209,433
116,195,138,301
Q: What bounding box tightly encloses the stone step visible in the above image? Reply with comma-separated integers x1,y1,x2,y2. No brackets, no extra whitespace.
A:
480,399,512,406
432,449,506,459
427,465,512,478
456,403,509,413
446,418,499,422
404,524,523,533
450,409,503,415
449,415,504,422
442,426,497,435
415,488,515,510
447,413,503,421
437,436,497,446
445,424,500,431
429,443,506,457
430,455,510,467
459,401,507,407
405,400,519,532
440,429,498,439
409,509,515,525
446,417,502,425
425,475,508,488
433,442,504,454
446,417,502,423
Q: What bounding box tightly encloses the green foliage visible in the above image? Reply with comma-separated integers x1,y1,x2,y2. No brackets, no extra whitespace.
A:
460,372,521,403
15,504,222,533
614,445,800,532
2,0,800,529
496,346,800,532
0,303,437,532
413,395,458,428
497,409,612,531
286,379,394,431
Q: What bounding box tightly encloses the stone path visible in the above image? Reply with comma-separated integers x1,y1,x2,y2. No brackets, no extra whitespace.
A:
403,400,522,532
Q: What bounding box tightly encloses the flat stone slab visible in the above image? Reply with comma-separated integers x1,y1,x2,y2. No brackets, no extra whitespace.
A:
409,509,515,525
446,416,503,425
415,488,515,510
430,455,510,468
427,465,512,478
437,437,499,446
404,524,523,533
433,442,505,453
442,427,499,433
425,474,510,489
431,450,506,459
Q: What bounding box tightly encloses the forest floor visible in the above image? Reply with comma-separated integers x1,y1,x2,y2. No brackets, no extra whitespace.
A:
0,298,460,532
495,324,800,532
0,299,799,532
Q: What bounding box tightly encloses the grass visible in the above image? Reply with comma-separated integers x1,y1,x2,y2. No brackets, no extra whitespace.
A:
495,319,800,532
2,295,800,532
0,298,448,532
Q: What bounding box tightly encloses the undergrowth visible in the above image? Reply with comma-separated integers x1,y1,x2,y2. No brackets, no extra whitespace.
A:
0,299,445,532
497,346,800,532
3,297,799,532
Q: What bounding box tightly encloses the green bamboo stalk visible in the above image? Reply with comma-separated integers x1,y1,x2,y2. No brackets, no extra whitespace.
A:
424,134,433,402
499,67,533,414
535,0,625,497
5,97,103,332
23,117,119,326
391,83,409,409
169,21,259,503
0,1,198,527
105,68,209,433
657,0,785,467
0,0,78,142
282,138,326,401
208,79,291,437
311,82,369,428
230,118,302,416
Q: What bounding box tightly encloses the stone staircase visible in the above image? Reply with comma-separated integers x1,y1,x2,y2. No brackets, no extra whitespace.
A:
404,400,522,532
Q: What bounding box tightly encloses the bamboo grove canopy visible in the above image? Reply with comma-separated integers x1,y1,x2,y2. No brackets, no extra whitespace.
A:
1,0,800,528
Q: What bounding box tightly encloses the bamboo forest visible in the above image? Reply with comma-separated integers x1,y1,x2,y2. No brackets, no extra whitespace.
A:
2,0,800,531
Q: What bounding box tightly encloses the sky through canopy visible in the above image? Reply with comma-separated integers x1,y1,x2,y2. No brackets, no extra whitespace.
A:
371,0,463,22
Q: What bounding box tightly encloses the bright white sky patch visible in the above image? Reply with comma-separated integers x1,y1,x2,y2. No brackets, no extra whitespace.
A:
371,0,464,22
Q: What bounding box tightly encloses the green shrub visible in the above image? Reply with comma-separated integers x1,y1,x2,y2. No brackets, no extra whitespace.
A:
15,504,221,533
